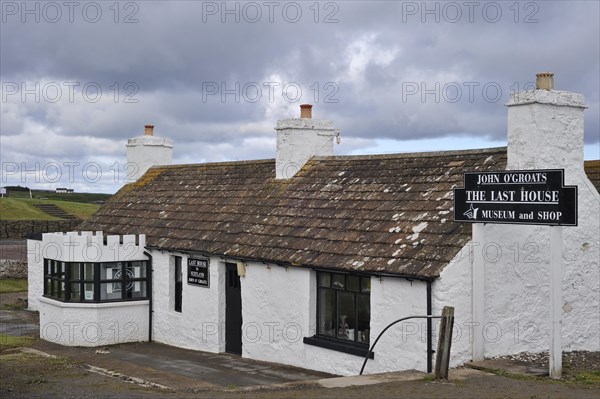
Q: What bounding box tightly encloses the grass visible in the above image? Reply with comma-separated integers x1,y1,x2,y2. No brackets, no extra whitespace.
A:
0,198,57,220
0,198,99,220
50,200,100,219
481,365,600,386
0,333,34,350
0,279,28,293
574,371,600,384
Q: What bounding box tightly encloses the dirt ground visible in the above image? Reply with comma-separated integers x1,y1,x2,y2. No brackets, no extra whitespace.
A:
1,292,599,399
2,353,599,399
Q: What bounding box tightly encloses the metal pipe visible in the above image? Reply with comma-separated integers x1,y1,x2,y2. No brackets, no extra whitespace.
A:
359,315,441,376
427,281,433,373
144,251,153,342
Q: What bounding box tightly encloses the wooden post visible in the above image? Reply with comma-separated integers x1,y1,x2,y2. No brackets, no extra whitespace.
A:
549,226,563,379
435,306,455,380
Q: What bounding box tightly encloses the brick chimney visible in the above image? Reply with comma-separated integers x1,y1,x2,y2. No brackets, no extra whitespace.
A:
126,124,173,182
275,105,339,179
506,73,587,175
144,125,154,136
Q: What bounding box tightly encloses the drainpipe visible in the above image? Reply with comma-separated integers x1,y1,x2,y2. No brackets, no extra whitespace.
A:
144,251,153,342
427,280,433,373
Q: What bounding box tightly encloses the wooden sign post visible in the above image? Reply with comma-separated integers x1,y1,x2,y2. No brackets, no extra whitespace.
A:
435,306,455,380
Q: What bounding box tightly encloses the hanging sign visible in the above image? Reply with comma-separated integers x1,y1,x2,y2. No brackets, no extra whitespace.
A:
454,169,577,226
187,258,209,287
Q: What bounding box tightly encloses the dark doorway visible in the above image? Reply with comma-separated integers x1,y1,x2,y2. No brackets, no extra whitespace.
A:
225,263,242,355
174,256,182,313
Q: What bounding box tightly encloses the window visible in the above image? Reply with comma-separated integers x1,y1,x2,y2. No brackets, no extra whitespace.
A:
304,271,372,357
43,259,149,303
174,256,182,312
317,272,371,344
44,260,66,301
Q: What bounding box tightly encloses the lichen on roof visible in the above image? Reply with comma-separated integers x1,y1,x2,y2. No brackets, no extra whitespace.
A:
80,147,509,278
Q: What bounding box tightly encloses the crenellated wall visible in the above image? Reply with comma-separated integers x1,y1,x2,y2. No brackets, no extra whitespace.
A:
28,231,149,347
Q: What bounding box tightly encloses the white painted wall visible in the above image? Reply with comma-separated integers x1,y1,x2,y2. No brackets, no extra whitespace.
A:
27,238,44,311
239,263,311,366
434,88,599,366
28,231,147,312
34,231,147,263
38,297,148,346
275,118,337,179
151,251,225,353
240,262,428,376
28,232,150,347
507,90,586,173
434,194,599,367
481,181,599,358
126,135,173,182
432,241,479,367
369,277,429,372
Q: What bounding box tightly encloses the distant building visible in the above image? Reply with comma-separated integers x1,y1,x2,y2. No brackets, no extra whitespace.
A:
55,188,74,193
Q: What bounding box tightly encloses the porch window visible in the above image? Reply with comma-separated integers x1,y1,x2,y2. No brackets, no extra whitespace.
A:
43,259,149,303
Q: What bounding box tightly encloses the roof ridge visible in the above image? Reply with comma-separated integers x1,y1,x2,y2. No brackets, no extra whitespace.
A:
313,146,507,161
150,158,276,170
148,147,507,170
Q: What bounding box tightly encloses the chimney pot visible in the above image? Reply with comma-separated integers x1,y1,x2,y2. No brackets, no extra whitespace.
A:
144,125,154,136
536,72,554,91
300,104,313,119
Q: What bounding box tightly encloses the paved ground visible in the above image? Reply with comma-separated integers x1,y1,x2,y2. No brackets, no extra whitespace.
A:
1,291,599,398
1,292,334,391
32,340,334,390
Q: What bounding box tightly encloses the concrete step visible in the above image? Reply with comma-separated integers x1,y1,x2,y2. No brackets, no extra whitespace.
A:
33,204,78,220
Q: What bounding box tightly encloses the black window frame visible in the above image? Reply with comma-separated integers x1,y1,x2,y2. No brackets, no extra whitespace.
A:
174,256,182,313
304,271,373,358
43,259,149,303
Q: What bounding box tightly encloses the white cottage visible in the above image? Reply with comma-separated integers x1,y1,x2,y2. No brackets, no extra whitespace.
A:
28,75,599,376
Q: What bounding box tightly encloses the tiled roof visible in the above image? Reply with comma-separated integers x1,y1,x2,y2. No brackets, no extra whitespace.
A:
585,160,600,192
80,147,508,278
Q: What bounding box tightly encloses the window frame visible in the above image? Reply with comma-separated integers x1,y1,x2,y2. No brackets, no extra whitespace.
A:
43,259,149,303
304,270,373,358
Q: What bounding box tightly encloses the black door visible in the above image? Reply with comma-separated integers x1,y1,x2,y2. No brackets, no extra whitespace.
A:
225,263,242,355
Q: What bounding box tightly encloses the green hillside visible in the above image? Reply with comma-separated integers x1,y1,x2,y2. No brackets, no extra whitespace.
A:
6,189,111,204
0,198,100,220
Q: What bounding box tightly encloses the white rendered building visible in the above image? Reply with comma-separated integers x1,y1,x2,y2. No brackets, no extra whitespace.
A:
28,77,599,376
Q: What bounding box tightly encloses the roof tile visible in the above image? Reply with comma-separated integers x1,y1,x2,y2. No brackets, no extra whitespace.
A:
80,148,509,278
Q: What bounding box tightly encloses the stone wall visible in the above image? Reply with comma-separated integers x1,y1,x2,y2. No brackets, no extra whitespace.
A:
0,259,27,279
0,220,82,239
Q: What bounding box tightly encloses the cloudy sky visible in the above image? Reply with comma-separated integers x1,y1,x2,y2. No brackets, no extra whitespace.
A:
1,0,599,193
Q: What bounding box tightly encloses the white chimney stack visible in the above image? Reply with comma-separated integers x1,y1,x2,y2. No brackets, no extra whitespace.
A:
506,73,587,175
275,104,339,179
126,124,173,182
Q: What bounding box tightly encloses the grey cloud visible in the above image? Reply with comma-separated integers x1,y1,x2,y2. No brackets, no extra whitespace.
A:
1,1,598,194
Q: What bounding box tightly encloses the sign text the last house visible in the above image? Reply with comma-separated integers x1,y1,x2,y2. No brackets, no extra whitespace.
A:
187,258,210,287
454,169,577,226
